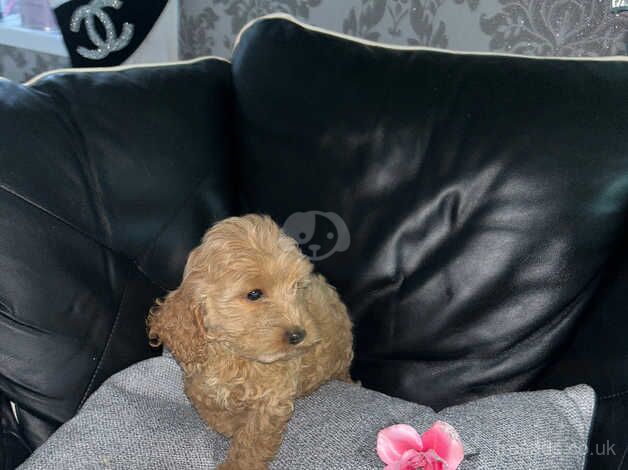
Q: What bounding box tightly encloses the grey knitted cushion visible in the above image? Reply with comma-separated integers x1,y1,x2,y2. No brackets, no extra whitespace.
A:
20,354,594,469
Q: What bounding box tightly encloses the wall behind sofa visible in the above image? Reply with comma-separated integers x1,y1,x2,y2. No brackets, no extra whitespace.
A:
3,0,627,82
0,44,67,83
180,0,628,59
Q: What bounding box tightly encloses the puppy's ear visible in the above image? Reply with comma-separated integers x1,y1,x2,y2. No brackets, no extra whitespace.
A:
147,283,208,367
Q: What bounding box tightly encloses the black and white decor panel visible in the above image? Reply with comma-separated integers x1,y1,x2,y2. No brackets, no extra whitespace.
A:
50,0,178,67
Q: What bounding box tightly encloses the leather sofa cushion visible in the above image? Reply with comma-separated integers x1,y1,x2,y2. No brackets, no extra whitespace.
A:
0,58,236,449
231,16,628,411
533,234,628,470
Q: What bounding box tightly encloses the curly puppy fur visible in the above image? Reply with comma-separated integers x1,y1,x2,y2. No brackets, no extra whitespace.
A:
147,214,354,470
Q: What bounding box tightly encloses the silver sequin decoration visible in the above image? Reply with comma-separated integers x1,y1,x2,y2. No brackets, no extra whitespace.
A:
70,0,134,60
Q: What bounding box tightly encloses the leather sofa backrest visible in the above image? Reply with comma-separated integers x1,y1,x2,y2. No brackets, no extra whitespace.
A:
231,16,628,410
0,58,237,450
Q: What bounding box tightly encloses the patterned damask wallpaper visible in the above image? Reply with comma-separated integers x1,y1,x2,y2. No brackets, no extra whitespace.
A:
0,44,68,83
2,0,627,82
180,0,628,59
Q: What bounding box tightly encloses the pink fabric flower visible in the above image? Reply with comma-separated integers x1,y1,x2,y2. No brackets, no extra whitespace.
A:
377,421,464,470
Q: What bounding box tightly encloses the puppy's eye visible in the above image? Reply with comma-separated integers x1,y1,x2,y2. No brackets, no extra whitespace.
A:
246,289,263,301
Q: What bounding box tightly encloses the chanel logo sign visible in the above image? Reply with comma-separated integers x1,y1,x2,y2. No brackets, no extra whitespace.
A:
70,0,134,60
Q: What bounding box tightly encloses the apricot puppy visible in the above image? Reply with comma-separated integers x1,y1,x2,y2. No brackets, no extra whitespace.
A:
148,214,354,470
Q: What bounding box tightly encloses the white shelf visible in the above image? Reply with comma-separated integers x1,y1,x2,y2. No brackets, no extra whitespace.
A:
0,14,67,56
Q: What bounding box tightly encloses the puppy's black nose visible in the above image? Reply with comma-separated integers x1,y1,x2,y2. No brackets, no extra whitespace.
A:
286,328,306,345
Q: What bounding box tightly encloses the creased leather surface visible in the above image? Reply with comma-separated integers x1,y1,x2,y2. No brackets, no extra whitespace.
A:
533,233,628,470
0,59,236,451
232,18,628,416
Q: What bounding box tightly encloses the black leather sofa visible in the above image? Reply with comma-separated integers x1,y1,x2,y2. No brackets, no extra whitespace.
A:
1,16,627,470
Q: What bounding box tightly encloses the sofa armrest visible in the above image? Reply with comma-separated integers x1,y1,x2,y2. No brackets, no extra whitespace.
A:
1,393,31,469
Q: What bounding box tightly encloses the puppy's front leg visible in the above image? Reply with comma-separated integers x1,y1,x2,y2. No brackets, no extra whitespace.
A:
218,401,293,470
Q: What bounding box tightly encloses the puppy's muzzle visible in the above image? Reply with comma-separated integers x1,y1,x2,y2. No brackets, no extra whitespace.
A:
285,328,306,345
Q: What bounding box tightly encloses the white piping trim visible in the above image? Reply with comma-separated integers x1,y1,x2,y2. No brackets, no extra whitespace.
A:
233,12,628,62
5,55,230,87
2,12,626,86
9,400,18,423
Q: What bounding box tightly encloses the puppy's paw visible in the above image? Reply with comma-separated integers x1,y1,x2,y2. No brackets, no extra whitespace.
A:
218,460,268,470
